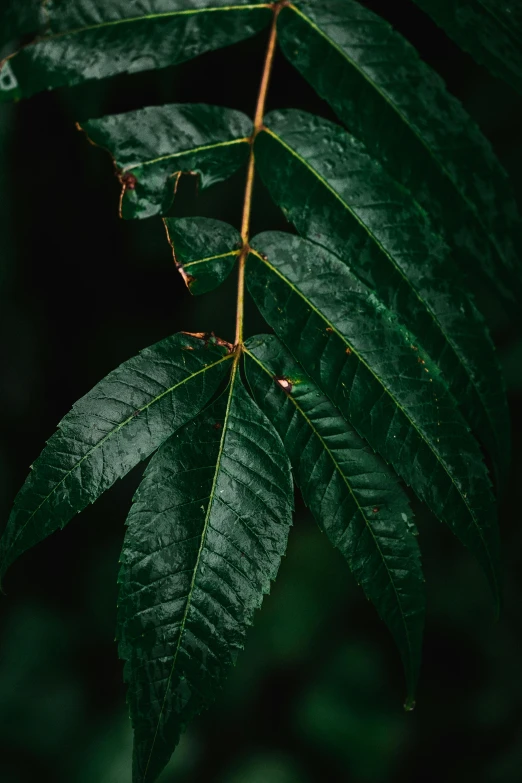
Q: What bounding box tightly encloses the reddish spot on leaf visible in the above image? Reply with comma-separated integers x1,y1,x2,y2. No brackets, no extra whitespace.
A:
214,422,222,430
181,331,234,353
183,345,194,351
372,507,379,513
345,347,352,355
326,327,333,333
132,410,140,417
274,376,293,394
121,172,137,190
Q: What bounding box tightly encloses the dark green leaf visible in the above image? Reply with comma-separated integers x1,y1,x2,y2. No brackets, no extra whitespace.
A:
0,0,272,102
244,334,424,701
164,217,242,295
81,104,252,220
257,108,511,491
118,363,293,783
246,232,501,606
411,0,522,94
278,0,522,308
0,333,233,582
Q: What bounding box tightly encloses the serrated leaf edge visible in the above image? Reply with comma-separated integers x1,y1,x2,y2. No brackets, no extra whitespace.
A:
141,357,239,781
244,344,420,693
260,123,506,474
284,2,512,273
248,246,499,601
0,352,234,578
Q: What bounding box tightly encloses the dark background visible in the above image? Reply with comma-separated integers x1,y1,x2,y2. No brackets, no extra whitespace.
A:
1,2,522,781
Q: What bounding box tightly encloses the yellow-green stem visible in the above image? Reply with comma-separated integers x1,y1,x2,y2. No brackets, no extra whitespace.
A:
234,2,281,347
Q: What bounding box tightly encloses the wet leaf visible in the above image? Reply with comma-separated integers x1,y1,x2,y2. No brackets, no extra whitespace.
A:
256,108,511,491
246,232,501,607
244,334,425,700
164,217,242,295
2,2,515,777
82,104,252,220
118,364,293,783
277,0,522,309
0,0,272,101
0,334,233,582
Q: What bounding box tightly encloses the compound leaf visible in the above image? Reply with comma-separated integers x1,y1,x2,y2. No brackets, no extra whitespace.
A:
246,232,501,607
244,334,425,701
0,333,233,582
164,217,242,295
257,108,511,491
81,104,252,220
411,0,522,94
0,0,272,102
118,364,293,783
278,0,522,308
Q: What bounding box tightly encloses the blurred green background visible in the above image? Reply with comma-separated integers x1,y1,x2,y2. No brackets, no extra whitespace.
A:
1,1,522,781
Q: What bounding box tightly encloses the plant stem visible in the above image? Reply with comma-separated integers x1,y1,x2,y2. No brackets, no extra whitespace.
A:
234,3,281,347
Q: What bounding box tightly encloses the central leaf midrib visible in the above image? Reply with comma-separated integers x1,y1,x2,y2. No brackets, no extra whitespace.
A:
124,138,249,172
183,250,240,270
250,248,494,583
245,346,414,674
28,4,273,44
142,361,238,781
261,127,499,451
286,3,511,271
1,353,234,572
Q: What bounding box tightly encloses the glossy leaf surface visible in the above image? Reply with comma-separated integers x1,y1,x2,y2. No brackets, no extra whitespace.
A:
278,0,522,307
411,0,522,94
257,108,511,490
0,333,233,582
244,334,424,700
0,0,272,102
247,232,501,605
164,217,242,295
118,365,293,783
82,103,252,220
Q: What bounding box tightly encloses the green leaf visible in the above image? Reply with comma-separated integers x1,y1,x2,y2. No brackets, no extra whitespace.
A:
118,363,293,783
256,108,511,491
244,334,424,701
0,0,272,102
278,0,522,308
0,333,233,582
411,0,522,94
246,232,501,607
81,104,252,220
164,217,242,295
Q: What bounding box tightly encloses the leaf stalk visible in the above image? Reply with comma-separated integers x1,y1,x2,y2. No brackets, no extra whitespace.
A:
234,2,282,348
